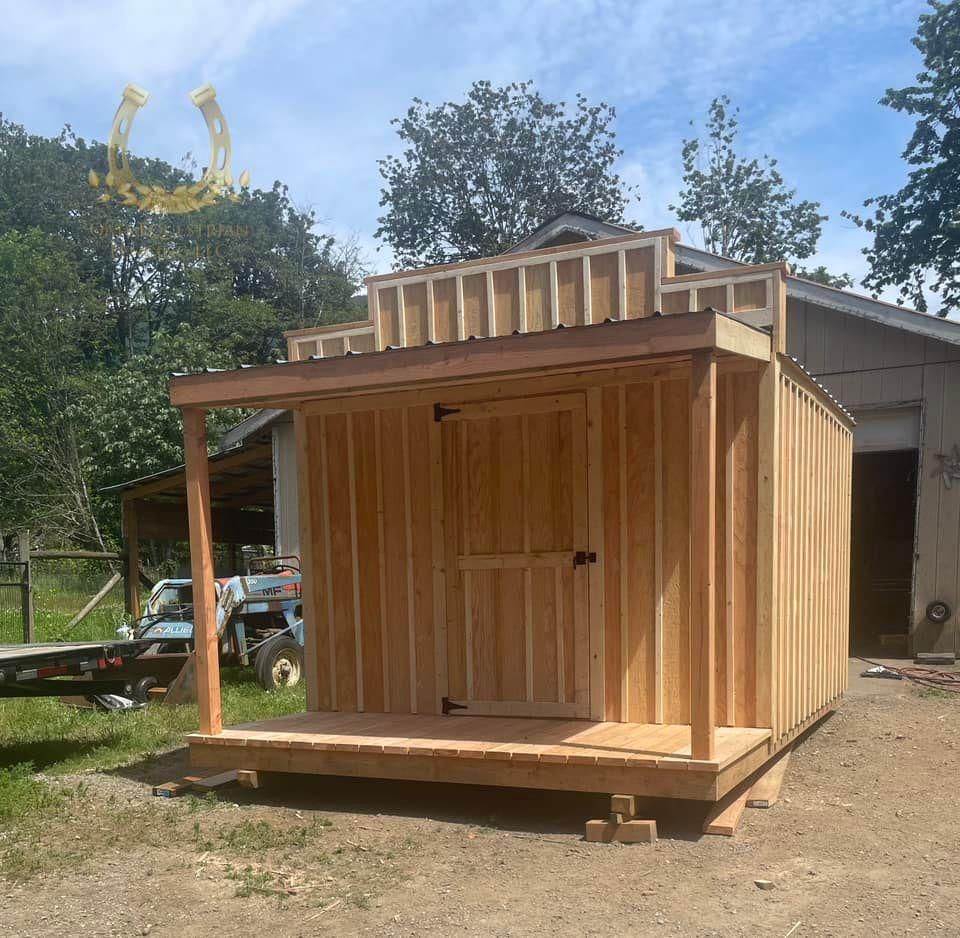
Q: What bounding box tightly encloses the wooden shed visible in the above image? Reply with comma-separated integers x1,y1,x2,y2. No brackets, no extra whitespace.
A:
174,230,852,809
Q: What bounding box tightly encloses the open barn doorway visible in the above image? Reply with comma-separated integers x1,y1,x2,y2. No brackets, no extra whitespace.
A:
849,406,922,657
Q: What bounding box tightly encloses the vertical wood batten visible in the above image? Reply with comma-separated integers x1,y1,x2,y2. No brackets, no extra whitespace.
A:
690,351,717,760
486,270,496,336
426,280,436,344
374,411,391,710
724,375,736,722
617,251,627,319
517,266,528,332
182,407,221,735
293,411,320,710
402,409,418,711
618,385,629,718
318,415,338,710
756,357,780,735
370,287,382,351
522,415,534,702
429,414,447,711
396,285,407,347
455,276,465,341
346,415,364,710
549,261,560,329
586,387,605,721
653,380,664,723
582,255,593,324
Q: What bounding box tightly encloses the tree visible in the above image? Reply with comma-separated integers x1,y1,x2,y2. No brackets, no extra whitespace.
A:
670,96,827,265
844,1,960,316
376,81,633,267
794,265,855,289
0,229,108,544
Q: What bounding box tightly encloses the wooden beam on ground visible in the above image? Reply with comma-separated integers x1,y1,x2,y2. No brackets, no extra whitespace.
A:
747,750,792,808
237,769,261,789
703,788,749,836
64,573,122,632
183,408,222,736
690,349,717,761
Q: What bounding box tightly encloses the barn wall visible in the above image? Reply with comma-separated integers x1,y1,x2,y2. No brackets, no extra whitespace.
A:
271,421,300,559
774,361,852,741
788,300,960,653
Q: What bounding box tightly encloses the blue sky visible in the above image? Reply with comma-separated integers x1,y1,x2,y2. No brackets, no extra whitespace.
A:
0,0,931,299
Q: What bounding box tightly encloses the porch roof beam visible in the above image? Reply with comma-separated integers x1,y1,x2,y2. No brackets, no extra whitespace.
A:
171,312,771,411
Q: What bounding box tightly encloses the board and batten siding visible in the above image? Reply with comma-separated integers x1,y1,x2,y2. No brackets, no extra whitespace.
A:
774,361,852,740
788,300,960,653
291,361,789,732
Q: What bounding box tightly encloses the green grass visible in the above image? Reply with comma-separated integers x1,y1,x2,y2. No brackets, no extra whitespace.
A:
0,667,305,775
1,576,306,776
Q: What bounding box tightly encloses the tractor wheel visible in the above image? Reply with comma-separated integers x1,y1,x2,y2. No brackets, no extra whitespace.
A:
255,636,303,690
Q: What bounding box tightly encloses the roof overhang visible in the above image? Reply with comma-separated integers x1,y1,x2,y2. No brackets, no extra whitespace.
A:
170,311,771,411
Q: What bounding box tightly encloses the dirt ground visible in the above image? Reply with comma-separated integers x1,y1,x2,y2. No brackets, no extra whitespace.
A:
1,660,958,938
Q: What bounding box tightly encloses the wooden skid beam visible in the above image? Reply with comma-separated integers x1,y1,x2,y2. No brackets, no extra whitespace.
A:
747,750,791,808
703,788,749,836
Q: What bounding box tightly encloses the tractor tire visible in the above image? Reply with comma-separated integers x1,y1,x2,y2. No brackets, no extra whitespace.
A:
255,636,303,690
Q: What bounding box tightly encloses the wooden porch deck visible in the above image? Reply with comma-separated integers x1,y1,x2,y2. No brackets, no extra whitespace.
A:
188,712,773,802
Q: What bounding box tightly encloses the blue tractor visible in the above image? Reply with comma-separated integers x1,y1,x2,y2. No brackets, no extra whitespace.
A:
119,556,304,696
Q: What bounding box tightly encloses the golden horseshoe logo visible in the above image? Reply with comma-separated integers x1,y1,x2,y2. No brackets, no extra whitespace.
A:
88,83,250,214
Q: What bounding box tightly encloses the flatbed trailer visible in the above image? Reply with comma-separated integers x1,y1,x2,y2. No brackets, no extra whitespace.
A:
0,640,147,700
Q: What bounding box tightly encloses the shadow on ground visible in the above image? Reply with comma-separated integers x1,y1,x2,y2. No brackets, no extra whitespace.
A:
110,747,724,841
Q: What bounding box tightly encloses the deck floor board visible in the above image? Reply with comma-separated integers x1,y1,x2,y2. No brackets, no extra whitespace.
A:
191,711,769,772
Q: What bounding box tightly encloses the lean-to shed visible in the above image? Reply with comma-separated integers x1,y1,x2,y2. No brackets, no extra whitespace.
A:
175,230,852,805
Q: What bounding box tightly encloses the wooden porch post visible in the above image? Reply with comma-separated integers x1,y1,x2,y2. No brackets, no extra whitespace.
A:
690,350,717,761
122,498,141,619
183,407,222,735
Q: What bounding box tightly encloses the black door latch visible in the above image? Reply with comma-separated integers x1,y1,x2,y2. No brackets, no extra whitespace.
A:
573,550,597,567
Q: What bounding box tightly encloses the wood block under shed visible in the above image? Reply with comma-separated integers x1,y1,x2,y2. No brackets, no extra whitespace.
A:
190,769,239,792
585,818,657,844
610,794,637,817
237,769,261,789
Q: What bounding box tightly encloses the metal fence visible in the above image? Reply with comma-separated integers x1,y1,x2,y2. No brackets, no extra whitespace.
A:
0,560,28,645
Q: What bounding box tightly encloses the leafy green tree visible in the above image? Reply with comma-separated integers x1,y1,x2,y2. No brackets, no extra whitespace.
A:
794,265,854,289
844,1,960,316
670,96,827,264
71,326,247,540
0,229,107,544
376,80,633,267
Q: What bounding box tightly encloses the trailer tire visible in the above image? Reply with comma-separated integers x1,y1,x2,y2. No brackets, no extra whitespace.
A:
255,636,303,690
133,676,159,703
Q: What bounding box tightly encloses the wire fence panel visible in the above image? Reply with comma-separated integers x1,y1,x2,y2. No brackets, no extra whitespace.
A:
0,561,26,644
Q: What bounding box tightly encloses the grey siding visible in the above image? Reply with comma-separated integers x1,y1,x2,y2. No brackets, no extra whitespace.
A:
272,422,300,561
788,299,960,653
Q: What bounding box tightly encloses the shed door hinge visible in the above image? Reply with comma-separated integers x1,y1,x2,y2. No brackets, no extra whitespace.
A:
434,404,461,422
573,550,597,567
442,696,468,715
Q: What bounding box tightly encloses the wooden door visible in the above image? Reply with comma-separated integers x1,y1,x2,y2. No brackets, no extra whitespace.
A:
438,393,592,718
